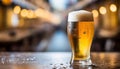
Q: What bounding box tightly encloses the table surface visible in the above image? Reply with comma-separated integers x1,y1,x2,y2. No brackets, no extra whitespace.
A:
0,52,119,69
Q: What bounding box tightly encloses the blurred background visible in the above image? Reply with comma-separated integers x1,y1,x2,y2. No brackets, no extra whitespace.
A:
0,0,120,52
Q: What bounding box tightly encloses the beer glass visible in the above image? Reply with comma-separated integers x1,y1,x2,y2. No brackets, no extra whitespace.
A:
67,10,94,65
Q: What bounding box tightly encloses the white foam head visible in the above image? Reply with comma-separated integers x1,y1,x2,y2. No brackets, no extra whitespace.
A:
68,10,93,22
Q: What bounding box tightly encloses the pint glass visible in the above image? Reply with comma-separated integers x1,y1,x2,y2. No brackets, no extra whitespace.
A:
67,10,94,65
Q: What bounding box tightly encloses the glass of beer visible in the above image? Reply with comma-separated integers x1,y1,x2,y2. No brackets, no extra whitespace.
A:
67,10,94,65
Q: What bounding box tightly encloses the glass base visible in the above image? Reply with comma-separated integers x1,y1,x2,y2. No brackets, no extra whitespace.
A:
72,58,92,66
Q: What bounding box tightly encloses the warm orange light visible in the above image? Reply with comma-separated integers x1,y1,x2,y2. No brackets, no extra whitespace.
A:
13,6,21,14
27,10,36,18
110,4,117,12
2,0,12,5
20,9,28,17
99,6,107,15
99,53,105,60
35,9,44,17
35,8,60,24
92,10,99,18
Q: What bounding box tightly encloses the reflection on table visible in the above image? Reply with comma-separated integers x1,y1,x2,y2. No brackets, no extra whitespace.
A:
0,52,119,69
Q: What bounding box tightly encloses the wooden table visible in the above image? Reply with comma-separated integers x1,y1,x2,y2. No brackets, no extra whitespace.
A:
0,52,119,69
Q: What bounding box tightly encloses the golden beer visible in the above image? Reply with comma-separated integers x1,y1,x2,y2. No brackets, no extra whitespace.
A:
67,10,94,65
68,22,94,60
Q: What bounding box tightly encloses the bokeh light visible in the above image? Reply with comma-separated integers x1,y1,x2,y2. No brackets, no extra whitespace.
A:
27,10,36,18
99,6,107,15
92,10,99,18
20,9,28,17
110,4,117,12
35,9,44,17
2,0,12,5
13,6,21,14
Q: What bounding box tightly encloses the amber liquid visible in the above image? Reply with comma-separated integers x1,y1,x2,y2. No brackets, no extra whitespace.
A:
67,22,94,60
